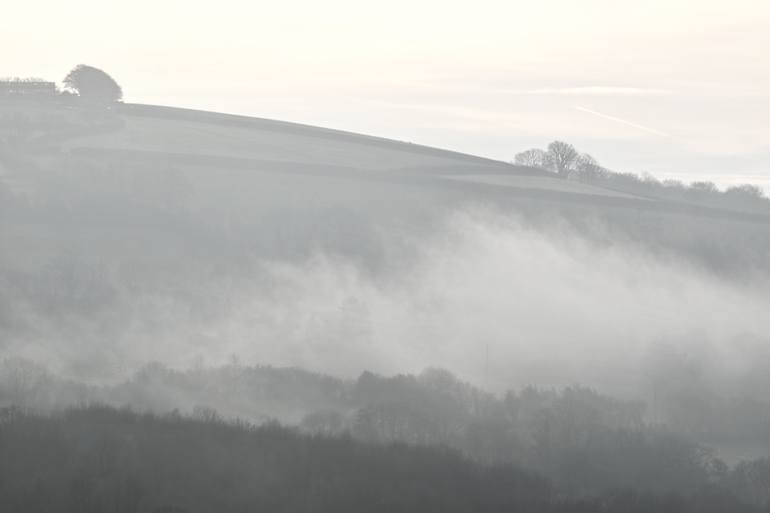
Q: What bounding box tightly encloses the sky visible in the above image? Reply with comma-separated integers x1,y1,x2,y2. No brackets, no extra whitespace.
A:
3,0,769,187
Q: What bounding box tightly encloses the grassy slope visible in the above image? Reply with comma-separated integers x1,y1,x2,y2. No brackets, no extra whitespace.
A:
34,102,765,224
59,103,639,195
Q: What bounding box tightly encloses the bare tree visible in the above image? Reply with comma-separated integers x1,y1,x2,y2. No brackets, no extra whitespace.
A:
546,141,579,178
575,153,597,172
574,153,606,183
514,148,548,168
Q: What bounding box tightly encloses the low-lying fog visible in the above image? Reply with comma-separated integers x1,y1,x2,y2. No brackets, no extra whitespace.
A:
4,207,769,404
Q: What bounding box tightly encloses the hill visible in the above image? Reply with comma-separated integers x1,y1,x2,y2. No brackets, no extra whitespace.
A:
2,99,770,401
0,100,665,204
5,100,769,223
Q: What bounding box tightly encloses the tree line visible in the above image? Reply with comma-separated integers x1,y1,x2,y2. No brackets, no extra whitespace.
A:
2,360,769,506
0,64,122,103
0,404,767,513
514,141,769,214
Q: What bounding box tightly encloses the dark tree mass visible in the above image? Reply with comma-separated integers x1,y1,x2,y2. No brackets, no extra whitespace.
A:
63,64,123,103
0,406,766,513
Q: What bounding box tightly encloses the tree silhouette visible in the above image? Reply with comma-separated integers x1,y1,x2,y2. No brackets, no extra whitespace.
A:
63,65,122,103
514,149,548,168
545,141,579,178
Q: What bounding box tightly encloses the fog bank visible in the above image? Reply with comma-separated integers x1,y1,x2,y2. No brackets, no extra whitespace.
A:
5,209,769,401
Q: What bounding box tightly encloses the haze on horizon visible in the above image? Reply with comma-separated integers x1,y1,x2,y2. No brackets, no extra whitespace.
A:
3,0,769,187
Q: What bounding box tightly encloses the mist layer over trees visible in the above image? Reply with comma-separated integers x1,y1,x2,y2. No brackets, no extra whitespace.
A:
5,359,769,496
1,89,769,511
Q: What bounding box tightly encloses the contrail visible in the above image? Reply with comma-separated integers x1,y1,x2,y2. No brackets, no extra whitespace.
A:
574,106,672,138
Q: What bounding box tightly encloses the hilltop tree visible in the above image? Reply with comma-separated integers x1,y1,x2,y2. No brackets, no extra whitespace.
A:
514,148,548,168
63,64,123,103
573,153,607,183
546,140,579,178
575,153,598,173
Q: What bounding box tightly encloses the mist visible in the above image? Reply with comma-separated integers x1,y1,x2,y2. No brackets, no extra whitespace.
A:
4,206,768,404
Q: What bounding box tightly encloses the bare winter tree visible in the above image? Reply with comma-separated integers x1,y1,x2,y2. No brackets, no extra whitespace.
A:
574,153,606,183
546,141,579,178
514,148,548,168
575,153,597,172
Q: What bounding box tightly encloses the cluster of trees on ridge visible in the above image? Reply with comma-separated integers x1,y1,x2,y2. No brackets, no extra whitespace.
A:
515,141,769,213
0,64,122,103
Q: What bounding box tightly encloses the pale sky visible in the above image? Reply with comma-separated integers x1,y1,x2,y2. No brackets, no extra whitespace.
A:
3,0,769,185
